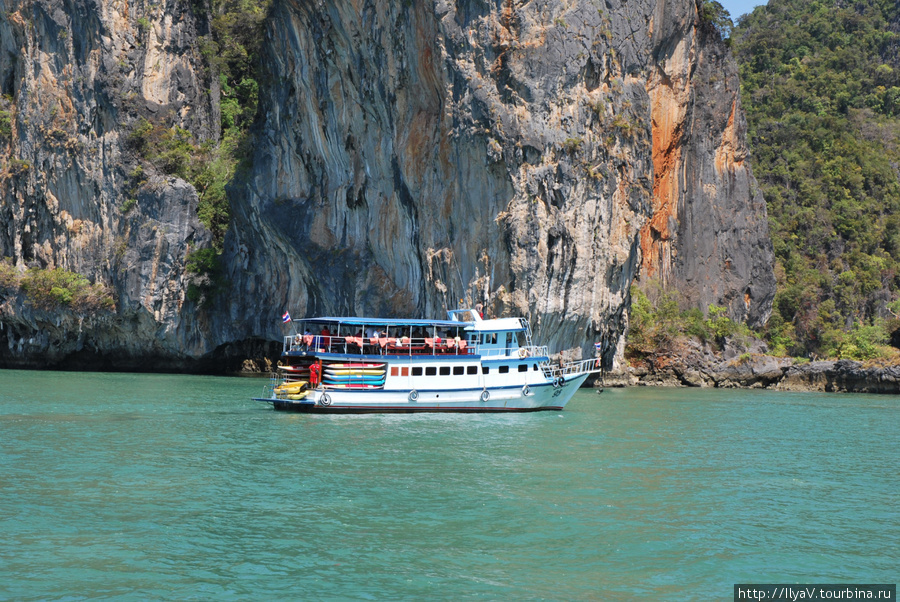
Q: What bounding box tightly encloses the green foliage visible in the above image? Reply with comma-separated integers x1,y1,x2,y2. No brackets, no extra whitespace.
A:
562,137,583,153
698,0,733,41
127,119,234,246
733,0,900,358
126,0,270,251
19,266,115,313
121,198,137,213
625,286,752,359
843,321,891,360
185,248,226,306
706,304,746,340
0,109,11,140
0,257,19,292
8,159,30,174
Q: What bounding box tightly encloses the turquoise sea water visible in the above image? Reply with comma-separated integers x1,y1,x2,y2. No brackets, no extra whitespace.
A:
1,370,896,600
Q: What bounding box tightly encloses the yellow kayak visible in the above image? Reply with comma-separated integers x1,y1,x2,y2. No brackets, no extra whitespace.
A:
286,391,309,400
275,381,308,393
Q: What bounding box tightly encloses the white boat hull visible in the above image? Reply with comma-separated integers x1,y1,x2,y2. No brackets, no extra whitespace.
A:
257,373,590,413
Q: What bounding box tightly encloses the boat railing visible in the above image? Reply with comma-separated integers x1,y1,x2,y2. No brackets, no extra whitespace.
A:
474,345,549,359
283,334,475,357
261,372,282,399
543,357,603,380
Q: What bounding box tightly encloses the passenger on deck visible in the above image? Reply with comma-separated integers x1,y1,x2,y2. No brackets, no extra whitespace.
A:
301,328,311,351
309,363,321,387
350,330,364,354
364,326,378,354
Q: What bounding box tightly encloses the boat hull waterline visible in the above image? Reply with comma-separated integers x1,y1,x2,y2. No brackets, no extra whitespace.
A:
254,375,590,413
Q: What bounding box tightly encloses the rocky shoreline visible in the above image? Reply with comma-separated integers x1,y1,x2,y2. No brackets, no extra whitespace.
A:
601,343,900,394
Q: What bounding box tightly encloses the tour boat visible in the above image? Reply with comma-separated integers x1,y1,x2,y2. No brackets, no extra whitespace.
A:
254,309,601,413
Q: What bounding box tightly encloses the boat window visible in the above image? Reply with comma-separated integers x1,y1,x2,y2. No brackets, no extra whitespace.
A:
453,366,465,375
425,367,437,376
439,366,451,376
518,364,527,372
533,364,538,371
412,367,423,376
466,366,477,375
499,365,509,374
482,366,490,374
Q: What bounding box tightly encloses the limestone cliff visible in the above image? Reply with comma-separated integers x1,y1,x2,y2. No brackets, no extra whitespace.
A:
641,2,775,326
0,0,775,371
0,0,216,368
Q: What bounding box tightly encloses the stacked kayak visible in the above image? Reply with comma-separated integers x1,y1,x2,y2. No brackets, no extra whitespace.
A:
323,363,386,389
274,379,309,400
278,364,310,381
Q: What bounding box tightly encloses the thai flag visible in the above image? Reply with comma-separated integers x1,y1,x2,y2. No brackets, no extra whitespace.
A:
282,312,291,323
594,342,602,351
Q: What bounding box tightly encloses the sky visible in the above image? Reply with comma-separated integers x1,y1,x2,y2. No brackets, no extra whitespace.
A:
718,0,766,20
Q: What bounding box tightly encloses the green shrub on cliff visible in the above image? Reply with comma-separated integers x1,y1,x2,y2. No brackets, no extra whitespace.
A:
19,267,115,313
185,247,226,307
698,0,733,42
733,0,900,358
626,285,897,361
0,109,11,140
0,257,18,292
625,286,752,359
127,0,270,254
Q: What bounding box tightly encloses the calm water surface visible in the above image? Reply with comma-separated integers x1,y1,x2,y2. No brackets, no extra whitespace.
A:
0,370,896,599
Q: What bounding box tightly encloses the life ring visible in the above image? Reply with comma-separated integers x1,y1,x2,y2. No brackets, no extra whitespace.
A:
517,347,529,359
319,393,332,406
409,389,419,402
480,389,490,402
556,376,565,388
522,385,531,397
553,376,563,388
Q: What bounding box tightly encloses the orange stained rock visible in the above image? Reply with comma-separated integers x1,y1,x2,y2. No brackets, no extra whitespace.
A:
640,80,685,282
715,100,744,174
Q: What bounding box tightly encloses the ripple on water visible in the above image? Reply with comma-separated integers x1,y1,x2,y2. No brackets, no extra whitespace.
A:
1,373,897,598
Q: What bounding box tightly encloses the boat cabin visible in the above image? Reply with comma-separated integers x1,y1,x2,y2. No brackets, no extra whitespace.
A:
283,310,548,360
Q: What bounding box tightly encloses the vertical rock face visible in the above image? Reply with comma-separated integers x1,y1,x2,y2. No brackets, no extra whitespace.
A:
641,1,775,326
223,0,774,366
0,0,775,370
0,0,214,367
223,0,656,364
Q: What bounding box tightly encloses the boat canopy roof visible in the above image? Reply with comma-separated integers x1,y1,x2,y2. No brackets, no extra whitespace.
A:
295,313,526,333
472,317,525,332
298,317,470,329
